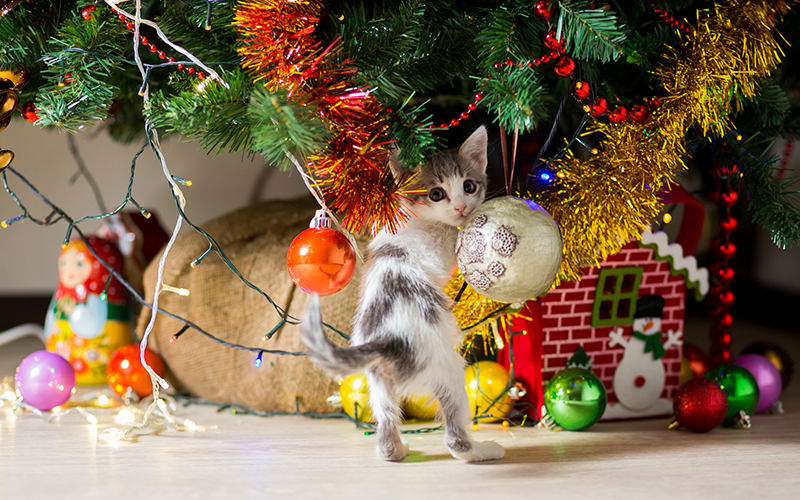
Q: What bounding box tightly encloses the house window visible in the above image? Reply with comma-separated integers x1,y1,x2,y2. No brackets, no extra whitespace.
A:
591,267,643,327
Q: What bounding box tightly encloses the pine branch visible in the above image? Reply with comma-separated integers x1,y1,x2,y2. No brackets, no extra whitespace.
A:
155,2,240,63
739,154,800,248
389,96,441,170
625,23,675,70
34,12,128,131
474,7,549,132
0,0,77,68
557,1,627,63
147,67,254,156
248,86,333,170
741,78,792,128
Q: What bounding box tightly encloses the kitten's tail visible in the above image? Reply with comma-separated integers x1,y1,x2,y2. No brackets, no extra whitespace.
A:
300,295,381,376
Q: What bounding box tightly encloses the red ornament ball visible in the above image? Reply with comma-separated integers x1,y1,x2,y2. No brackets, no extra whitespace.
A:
571,81,590,101
543,31,565,51
554,56,575,77
286,227,356,296
673,378,728,432
719,215,738,234
590,97,608,117
608,105,628,123
533,0,552,20
630,104,649,123
720,190,739,207
107,344,166,398
681,343,713,382
81,5,96,20
716,241,736,260
21,101,38,122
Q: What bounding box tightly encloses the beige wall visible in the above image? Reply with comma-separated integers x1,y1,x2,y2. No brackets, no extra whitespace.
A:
0,121,308,294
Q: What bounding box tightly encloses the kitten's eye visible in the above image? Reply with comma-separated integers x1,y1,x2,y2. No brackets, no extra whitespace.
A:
428,188,446,202
463,180,477,194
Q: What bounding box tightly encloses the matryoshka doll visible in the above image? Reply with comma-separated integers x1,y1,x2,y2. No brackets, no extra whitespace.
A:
44,236,134,385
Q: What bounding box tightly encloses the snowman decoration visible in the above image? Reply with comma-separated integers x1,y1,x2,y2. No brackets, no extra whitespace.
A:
608,294,682,411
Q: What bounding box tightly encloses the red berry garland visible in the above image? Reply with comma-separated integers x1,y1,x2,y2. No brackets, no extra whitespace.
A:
708,152,740,365
108,11,207,81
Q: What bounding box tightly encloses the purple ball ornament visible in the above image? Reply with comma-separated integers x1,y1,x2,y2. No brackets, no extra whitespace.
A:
15,350,76,411
733,354,782,413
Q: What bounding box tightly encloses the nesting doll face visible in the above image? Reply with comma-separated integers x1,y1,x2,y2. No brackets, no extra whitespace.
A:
58,244,93,290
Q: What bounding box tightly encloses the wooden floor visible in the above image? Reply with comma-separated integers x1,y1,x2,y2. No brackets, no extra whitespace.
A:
2,314,799,500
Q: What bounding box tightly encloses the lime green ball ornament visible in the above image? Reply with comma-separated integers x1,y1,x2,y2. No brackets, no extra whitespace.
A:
704,364,759,426
544,368,607,430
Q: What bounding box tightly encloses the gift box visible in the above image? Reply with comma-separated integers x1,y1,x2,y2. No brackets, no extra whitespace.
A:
498,184,709,421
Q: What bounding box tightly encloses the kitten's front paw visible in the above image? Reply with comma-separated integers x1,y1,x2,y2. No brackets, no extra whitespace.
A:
449,440,505,462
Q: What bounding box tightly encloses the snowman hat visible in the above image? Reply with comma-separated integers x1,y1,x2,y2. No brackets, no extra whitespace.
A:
633,294,665,319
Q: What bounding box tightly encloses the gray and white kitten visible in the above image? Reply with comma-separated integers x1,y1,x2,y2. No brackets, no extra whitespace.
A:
301,126,504,462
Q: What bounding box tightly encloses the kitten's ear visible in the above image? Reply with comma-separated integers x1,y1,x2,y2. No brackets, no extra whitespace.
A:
458,125,488,174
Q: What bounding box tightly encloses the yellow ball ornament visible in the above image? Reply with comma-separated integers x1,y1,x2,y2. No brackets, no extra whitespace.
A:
464,361,514,423
339,374,374,423
403,392,440,420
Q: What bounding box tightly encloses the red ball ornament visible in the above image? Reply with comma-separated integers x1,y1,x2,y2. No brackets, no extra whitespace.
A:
647,96,662,109
81,5,96,20
608,105,628,123
286,212,357,296
107,344,166,398
673,378,728,432
543,31,565,51
554,56,575,77
590,97,608,117
683,343,713,380
720,190,739,207
20,101,38,122
630,104,649,123
716,241,736,260
571,80,590,101
533,0,552,20
719,215,738,234
715,266,735,285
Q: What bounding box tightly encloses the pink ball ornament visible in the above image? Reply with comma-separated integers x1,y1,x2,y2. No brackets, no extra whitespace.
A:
733,354,782,413
15,350,76,411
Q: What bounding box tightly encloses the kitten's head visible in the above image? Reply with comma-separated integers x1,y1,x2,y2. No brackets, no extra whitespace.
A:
394,126,488,226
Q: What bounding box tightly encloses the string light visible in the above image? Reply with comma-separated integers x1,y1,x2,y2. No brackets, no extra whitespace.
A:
254,351,263,367
170,324,191,343
161,284,190,296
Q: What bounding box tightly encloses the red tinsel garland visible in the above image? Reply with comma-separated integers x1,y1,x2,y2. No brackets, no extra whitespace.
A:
234,0,410,234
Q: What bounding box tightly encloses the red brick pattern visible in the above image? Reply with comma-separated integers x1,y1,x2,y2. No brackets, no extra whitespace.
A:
540,242,686,408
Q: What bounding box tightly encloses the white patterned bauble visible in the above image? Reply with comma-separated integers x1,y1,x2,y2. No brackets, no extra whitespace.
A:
456,196,562,303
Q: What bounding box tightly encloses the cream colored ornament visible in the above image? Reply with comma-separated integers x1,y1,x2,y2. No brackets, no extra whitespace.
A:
456,196,562,303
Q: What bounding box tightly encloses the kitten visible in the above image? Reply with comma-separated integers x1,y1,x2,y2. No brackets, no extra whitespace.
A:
301,126,504,462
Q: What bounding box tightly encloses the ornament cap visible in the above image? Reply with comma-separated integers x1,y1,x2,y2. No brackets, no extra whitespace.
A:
310,209,333,229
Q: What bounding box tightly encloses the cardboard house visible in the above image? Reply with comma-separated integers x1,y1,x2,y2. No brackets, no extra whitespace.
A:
499,184,709,421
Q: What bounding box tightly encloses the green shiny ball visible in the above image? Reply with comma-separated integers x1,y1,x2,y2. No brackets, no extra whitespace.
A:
544,368,607,431
704,364,760,426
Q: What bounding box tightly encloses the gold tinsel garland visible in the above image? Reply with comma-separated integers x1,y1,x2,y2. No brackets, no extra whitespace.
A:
533,0,790,284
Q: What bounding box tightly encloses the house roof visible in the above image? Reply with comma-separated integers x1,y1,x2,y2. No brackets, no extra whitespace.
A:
639,229,709,301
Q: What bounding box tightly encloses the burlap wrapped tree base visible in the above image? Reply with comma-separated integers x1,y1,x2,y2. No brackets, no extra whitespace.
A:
136,197,366,414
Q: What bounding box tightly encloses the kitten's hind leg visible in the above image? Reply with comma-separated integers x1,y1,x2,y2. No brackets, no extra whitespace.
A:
435,379,505,462
366,370,408,462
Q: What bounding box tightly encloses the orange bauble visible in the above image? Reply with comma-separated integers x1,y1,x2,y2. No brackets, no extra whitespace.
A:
107,344,166,398
286,227,356,295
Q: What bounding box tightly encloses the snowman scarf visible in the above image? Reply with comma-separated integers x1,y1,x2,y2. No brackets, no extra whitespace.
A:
632,330,666,360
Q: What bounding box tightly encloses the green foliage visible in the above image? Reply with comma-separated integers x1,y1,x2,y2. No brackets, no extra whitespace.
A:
557,1,627,63
248,86,332,170
738,154,800,249
330,0,476,100
625,24,675,70
741,78,792,129
388,96,441,170
35,12,127,131
155,1,240,63
147,67,254,156
474,6,548,132
0,0,77,68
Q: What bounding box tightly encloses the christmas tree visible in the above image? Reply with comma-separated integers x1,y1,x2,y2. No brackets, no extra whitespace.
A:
1,0,798,284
